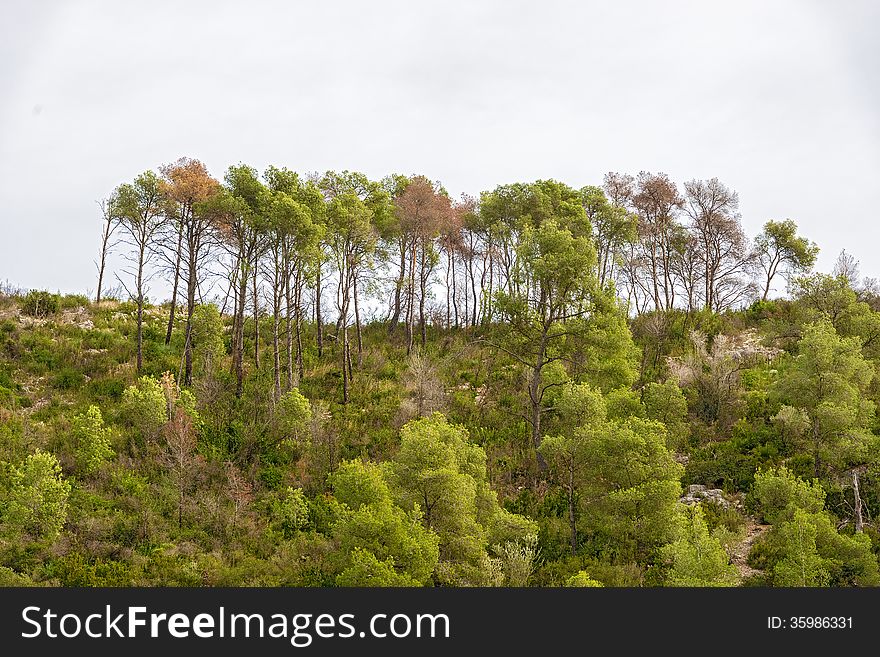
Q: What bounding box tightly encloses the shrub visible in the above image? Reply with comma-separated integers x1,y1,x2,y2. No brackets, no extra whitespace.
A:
20,290,59,318
72,405,114,474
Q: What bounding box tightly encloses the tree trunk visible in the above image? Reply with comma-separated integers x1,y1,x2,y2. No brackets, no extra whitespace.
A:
295,274,304,381
233,259,248,398
451,251,459,328
165,223,184,345
389,238,406,334
353,276,363,368
853,469,864,533
569,461,577,556
316,259,323,357
272,276,282,402
136,245,145,373
183,256,197,386
405,241,418,354
285,262,294,391
252,265,260,371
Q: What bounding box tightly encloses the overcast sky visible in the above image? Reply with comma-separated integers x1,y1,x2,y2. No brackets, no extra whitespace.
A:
1,0,878,297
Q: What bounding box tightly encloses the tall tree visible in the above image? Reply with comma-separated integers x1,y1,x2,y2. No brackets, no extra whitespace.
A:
487,180,599,467
265,166,324,389
772,320,876,522
159,158,220,386
683,178,751,311
631,172,684,311
94,193,120,304
752,219,818,301
325,191,376,403
114,171,166,372
581,184,636,289
392,176,454,351
219,164,269,396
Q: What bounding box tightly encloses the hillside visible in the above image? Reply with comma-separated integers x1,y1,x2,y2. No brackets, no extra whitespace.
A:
1,277,879,587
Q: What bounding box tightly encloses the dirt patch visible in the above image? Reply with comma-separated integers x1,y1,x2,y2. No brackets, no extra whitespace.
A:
730,518,770,579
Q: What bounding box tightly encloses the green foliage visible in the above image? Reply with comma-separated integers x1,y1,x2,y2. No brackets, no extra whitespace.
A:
335,548,421,587
21,290,59,318
330,460,439,586
121,375,167,440
273,388,312,446
661,505,739,586
564,570,603,587
190,304,225,377
268,487,310,538
771,509,829,586
772,320,875,478
2,450,71,543
642,380,689,449
72,405,114,474
388,413,534,585
749,467,825,524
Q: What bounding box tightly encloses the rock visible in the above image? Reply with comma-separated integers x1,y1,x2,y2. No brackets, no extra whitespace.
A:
679,485,731,509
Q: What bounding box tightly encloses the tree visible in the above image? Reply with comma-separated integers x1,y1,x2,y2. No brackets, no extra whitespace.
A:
217,164,268,397
264,167,324,389
661,505,739,586
2,450,71,543
565,571,603,587
752,219,818,300
539,383,606,555
121,375,168,450
772,321,875,484
631,172,684,311
94,193,120,304
387,413,535,585
330,459,439,586
189,303,225,382
72,405,114,474
748,468,879,585
772,508,830,586
581,183,636,288
683,178,752,311
486,180,600,467
541,383,683,561
159,158,220,385
393,176,454,351
114,171,166,372
160,373,202,528
325,192,376,403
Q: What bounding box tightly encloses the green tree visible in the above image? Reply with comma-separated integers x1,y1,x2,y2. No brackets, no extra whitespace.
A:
2,450,71,543
772,321,875,484
661,505,738,586
114,170,166,372
565,570,603,587
642,379,689,450
121,375,168,448
772,508,829,586
753,219,818,301
485,181,600,466
72,405,114,474
388,413,535,585
541,384,683,561
189,303,225,381
330,460,439,586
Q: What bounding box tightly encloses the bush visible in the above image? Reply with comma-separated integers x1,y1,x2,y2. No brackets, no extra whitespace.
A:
53,366,85,390
72,405,114,474
20,290,60,318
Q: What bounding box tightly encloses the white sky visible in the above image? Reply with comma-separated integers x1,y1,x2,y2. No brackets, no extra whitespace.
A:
1,0,878,296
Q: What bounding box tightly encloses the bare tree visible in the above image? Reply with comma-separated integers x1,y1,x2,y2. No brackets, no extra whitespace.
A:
632,172,684,311
684,178,751,311
94,193,121,304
